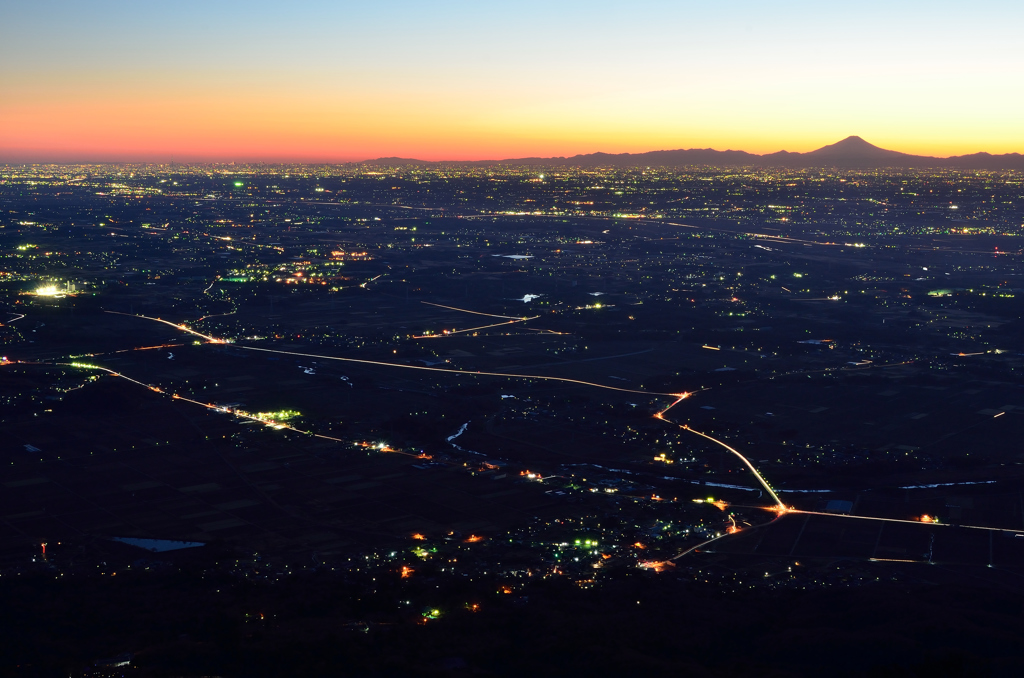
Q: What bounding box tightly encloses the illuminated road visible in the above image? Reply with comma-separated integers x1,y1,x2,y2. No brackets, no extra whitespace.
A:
195,275,238,323
111,311,687,398
654,393,786,510
420,301,534,321
234,344,683,397
198,231,285,254
670,533,732,560
103,311,1024,544
679,425,786,509
658,420,1023,542
413,302,540,339
104,310,226,343
413,318,525,339
667,499,1024,564
786,508,1024,535
70,343,184,358
58,361,430,459
669,516,782,562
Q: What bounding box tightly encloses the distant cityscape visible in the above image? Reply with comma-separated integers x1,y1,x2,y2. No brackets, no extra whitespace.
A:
2,161,1024,675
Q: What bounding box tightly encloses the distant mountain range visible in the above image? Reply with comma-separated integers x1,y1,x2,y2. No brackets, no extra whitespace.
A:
364,136,1024,170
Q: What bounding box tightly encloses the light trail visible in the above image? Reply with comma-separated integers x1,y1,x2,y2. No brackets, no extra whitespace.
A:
104,310,226,343
420,301,534,321
682,426,785,509
197,231,285,253
62,362,168,393
669,514,783,562
64,343,183,359
788,509,1024,535
235,344,685,397
115,343,183,353
111,311,686,398
656,411,785,509
666,507,1019,564
669,534,728,560
57,361,431,457
748,234,850,248
525,328,571,335
786,509,934,526
412,319,522,338
102,343,184,356
195,276,239,322
196,310,237,322
413,302,540,339
654,393,691,419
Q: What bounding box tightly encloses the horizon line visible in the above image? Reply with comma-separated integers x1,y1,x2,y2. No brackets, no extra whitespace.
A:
1,135,1021,166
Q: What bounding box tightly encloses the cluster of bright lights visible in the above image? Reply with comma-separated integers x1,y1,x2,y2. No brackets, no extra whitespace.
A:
254,410,300,421
692,497,730,511
639,560,673,572
34,285,63,297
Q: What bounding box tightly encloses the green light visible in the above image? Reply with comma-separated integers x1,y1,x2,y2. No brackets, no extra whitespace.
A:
255,409,300,421
234,181,244,187
69,362,102,370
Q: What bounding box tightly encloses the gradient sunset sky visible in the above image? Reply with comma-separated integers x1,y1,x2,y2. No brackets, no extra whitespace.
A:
2,0,1022,162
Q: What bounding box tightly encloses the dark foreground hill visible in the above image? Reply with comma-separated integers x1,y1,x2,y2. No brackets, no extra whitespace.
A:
4,565,1022,677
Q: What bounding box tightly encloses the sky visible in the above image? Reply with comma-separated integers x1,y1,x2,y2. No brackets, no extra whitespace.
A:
2,0,1022,162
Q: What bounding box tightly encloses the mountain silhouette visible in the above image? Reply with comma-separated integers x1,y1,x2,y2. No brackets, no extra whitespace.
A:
363,137,1023,170
801,136,913,164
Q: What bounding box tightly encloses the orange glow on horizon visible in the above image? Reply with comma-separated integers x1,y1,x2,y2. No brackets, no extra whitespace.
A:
4,4,1022,162
3,84,1020,162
